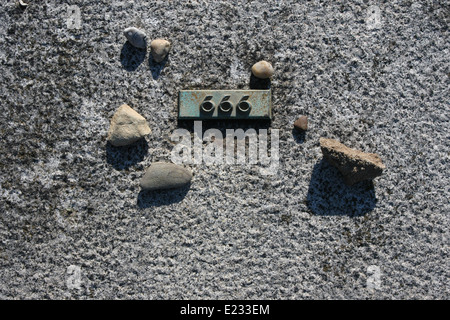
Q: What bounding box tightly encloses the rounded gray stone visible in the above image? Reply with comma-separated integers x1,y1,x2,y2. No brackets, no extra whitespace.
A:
140,162,192,191
123,27,147,49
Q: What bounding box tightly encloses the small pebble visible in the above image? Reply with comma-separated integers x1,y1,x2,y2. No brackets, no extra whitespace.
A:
107,104,151,147
123,27,147,49
18,0,29,7
294,116,308,131
150,39,171,63
140,162,192,191
251,60,274,79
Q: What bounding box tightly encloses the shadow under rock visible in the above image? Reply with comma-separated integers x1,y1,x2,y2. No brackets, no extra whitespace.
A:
106,138,148,170
292,128,306,144
120,41,146,71
137,184,190,208
149,55,168,80
249,73,271,90
306,159,377,217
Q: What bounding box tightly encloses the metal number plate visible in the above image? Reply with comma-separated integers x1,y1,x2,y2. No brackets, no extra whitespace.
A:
178,90,272,120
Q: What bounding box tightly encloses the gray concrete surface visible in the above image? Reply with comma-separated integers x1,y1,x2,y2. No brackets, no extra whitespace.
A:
0,0,448,299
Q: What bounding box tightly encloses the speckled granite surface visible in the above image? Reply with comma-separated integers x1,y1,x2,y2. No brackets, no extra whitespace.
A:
0,0,448,299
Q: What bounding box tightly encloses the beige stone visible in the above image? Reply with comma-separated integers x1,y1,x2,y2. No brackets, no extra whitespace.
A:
251,60,274,79
320,138,385,185
150,39,171,63
140,162,192,191
107,104,151,147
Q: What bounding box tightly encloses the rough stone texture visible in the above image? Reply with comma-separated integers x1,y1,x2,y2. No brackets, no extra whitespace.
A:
294,115,308,131
107,104,151,147
123,27,147,49
140,162,192,191
251,60,274,79
150,39,171,63
320,138,385,185
0,1,448,299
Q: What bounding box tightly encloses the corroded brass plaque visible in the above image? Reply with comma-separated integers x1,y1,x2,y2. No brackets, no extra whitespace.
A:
178,90,272,120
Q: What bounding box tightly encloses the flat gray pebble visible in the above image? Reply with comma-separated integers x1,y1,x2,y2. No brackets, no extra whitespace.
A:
140,162,192,191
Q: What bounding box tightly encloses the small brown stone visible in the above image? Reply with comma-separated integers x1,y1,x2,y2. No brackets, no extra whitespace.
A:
320,138,385,185
251,60,274,79
150,39,171,63
294,116,308,131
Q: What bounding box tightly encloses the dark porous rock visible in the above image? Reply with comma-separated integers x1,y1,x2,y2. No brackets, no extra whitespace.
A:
320,138,385,185
294,116,308,131
140,162,192,191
